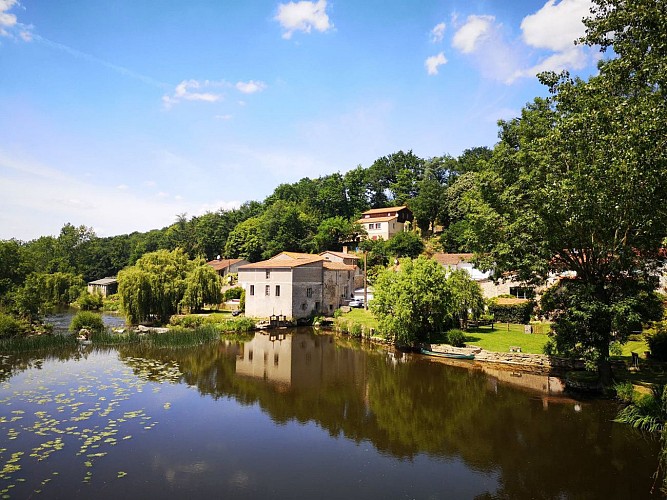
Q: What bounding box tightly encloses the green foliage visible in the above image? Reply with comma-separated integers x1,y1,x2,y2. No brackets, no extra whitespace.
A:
239,288,246,312
371,256,452,346
614,381,636,404
446,329,466,348
102,294,120,312
76,290,103,310
487,299,534,325
169,314,206,328
118,249,192,324
313,217,365,252
385,231,424,259
223,286,244,301
224,217,264,262
646,322,667,361
69,311,105,335
616,385,667,434
181,262,223,313
448,268,484,329
0,313,27,339
540,279,662,364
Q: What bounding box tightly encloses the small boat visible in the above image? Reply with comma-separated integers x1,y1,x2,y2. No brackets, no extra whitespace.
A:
420,348,475,360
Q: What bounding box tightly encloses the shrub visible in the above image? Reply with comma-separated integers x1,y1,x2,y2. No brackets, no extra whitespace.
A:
646,322,667,361
170,314,206,328
351,323,362,337
69,311,105,335
223,286,243,301
614,381,636,404
0,313,25,339
447,329,466,347
102,294,121,311
76,290,103,310
487,299,535,324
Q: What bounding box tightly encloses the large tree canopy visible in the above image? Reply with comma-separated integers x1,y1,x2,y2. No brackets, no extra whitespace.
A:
466,0,667,379
371,257,452,346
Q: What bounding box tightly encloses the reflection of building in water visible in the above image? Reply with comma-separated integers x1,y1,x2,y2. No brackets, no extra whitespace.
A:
235,332,366,390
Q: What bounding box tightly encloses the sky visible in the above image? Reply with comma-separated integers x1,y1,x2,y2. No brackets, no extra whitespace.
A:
0,0,601,241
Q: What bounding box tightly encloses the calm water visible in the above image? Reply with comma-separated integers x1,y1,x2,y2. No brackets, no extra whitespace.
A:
0,330,661,499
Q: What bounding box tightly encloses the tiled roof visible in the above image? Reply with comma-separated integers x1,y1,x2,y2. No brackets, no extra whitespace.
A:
320,251,358,260
361,205,407,215
207,258,245,271
239,255,324,270
432,253,474,266
323,261,356,271
272,251,316,260
357,215,399,223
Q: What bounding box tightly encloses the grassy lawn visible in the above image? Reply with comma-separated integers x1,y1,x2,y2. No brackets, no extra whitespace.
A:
338,308,379,329
462,325,549,355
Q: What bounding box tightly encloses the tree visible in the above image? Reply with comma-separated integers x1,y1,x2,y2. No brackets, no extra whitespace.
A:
118,249,192,324
371,257,452,346
313,217,365,252
467,1,667,380
385,231,424,259
447,269,484,330
366,150,425,207
181,262,223,313
409,168,445,233
224,217,264,262
259,200,315,259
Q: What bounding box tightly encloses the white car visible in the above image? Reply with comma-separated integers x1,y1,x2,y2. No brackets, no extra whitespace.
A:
348,299,364,308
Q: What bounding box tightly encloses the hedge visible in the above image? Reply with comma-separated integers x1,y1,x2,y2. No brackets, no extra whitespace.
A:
487,300,534,324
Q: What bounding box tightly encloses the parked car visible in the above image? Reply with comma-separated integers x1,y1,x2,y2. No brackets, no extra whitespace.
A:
348,299,364,308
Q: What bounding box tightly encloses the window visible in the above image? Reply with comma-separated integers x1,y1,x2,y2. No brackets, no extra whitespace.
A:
315,301,320,311
306,287,313,298
275,285,280,296
265,285,270,296
249,285,254,296
266,270,271,279
510,286,535,299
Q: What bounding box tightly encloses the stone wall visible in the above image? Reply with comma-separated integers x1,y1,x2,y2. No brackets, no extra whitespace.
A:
429,344,585,372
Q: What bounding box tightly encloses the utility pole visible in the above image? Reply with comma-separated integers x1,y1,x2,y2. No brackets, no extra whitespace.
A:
364,251,368,310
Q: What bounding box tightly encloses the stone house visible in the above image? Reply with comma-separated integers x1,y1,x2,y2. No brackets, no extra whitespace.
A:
87,277,118,297
238,252,356,320
432,253,535,299
356,206,413,241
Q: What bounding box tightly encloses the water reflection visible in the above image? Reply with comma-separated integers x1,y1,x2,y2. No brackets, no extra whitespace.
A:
0,330,662,499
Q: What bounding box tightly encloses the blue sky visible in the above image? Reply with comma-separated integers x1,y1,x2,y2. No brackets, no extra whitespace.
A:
0,0,600,241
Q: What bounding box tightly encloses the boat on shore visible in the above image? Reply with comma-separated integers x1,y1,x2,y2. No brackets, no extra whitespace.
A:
420,348,475,360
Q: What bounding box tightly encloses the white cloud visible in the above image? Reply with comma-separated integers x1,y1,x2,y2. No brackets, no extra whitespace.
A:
0,0,17,37
425,52,447,75
452,15,495,54
235,80,267,94
215,114,233,121
275,0,332,40
430,22,446,43
162,80,224,109
521,0,592,52
116,184,129,190
511,46,588,81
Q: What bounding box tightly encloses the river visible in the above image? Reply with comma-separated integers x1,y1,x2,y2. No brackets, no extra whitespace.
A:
0,329,661,498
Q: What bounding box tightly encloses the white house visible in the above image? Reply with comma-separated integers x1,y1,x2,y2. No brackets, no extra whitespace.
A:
238,252,357,320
